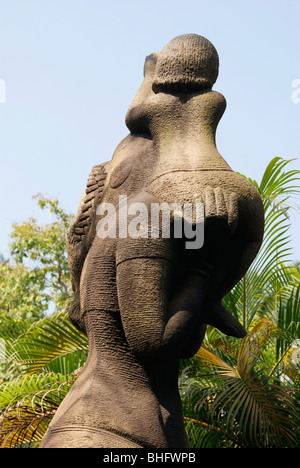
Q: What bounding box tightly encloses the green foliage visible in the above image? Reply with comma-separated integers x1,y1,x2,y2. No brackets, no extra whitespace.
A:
180,320,300,448
0,194,74,322
0,372,75,447
180,157,300,448
11,311,88,375
0,311,88,447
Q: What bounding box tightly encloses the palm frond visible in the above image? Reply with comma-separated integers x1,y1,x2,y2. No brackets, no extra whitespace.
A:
236,158,300,329
11,311,88,375
0,315,31,342
183,417,234,448
0,315,32,379
258,157,300,211
182,326,300,448
0,372,75,448
270,283,300,382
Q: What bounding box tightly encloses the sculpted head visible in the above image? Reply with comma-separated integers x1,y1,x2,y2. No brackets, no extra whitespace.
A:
125,34,220,132
152,34,219,93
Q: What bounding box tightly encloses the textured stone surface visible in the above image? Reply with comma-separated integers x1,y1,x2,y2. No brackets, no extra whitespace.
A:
40,34,264,449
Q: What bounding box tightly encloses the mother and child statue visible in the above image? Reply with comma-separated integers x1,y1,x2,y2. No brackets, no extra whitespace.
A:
40,34,264,448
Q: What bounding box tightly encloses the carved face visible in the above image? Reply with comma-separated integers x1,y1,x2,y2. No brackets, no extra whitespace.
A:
125,34,220,134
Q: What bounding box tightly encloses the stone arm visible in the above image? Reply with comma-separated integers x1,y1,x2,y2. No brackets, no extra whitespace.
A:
115,187,253,362
114,190,208,362
116,251,209,363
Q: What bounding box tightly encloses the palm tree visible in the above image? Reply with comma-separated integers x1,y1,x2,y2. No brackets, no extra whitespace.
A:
0,312,87,447
181,157,300,448
180,319,300,448
0,157,299,448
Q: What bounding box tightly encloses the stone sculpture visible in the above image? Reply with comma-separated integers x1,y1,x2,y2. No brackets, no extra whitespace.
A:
40,34,264,448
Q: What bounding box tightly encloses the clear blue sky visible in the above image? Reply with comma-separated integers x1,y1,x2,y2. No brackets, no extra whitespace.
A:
0,0,299,260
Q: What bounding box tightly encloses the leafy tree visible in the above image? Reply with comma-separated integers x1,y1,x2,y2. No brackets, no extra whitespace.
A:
0,194,73,322
0,158,299,448
0,194,74,385
0,254,8,265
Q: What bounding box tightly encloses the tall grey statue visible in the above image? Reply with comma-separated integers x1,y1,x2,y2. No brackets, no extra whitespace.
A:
40,34,264,448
